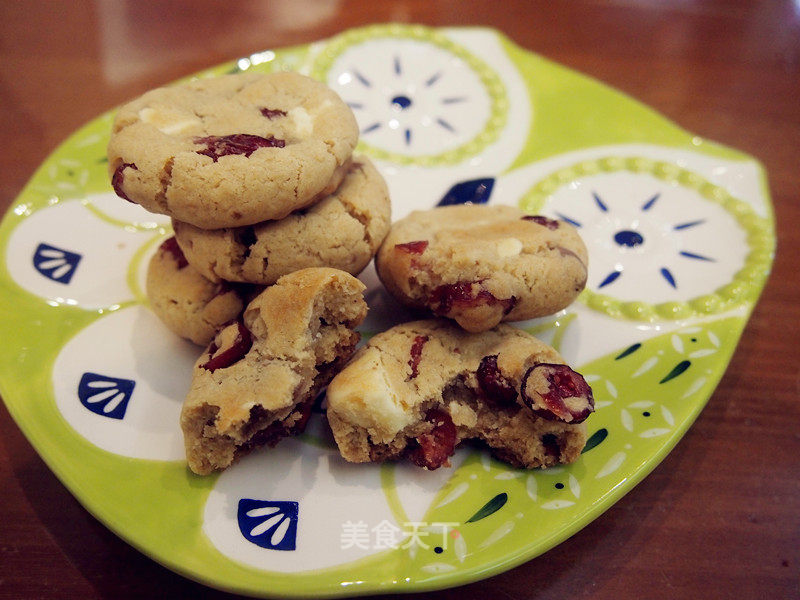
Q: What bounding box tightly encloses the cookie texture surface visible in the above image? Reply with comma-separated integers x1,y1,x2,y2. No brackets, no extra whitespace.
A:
326,319,594,470
181,268,367,475
108,71,359,229
375,205,588,332
172,157,391,284
146,237,259,345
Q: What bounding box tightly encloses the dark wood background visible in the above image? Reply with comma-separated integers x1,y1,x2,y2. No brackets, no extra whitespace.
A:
1,1,798,598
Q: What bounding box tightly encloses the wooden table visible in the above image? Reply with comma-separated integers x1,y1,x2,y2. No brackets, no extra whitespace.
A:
1,1,798,598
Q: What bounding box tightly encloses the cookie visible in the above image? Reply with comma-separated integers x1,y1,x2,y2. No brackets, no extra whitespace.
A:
172,157,391,284
146,236,261,345
326,319,594,470
108,71,359,229
375,205,588,332
180,267,367,475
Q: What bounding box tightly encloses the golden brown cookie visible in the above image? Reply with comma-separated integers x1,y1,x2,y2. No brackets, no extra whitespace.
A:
146,236,260,345
375,205,589,332
181,267,367,475
108,71,359,229
172,157,391,284
326,319,594,470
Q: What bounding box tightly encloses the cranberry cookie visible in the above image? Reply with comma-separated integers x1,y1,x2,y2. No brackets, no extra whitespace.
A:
172,157,391,284
146,236,260,345
108,71,359,229
181,267,367,475
326,319,594,470
375,205,588,332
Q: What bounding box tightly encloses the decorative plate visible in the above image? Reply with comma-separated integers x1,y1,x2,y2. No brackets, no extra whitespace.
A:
0,24,774,598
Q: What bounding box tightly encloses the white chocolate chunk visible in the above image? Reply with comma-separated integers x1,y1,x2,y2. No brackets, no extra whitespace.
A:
496,237,523,257
139,107,201,135
288,106,313,136
326,349,411,442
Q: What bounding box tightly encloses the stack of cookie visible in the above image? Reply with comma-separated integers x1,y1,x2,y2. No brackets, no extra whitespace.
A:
108,70,596,476
107,71,390,474
107,71,391,346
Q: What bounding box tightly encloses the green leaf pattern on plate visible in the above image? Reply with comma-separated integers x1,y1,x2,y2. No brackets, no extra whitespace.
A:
400,317,742,574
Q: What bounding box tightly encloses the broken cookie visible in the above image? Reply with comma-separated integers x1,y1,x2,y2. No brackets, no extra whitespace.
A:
180,267,367,475
326,319,594,470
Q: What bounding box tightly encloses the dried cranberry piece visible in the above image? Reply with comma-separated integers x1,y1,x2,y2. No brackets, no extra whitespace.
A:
521,363,594,423
429,281,516,316
522,215,560,230
554,246,588,286
408,408,457,470
395,240,429,254
501,296,517,315
242,401,312,451
201,319,253,372
112,162,137,202
429,281,483,314
194,134,285,162
293,400,315,433
260,107,287,119
555,246,584,263
281,398,314,436
407,335,429,380
159,236,188,269
476,355,517,407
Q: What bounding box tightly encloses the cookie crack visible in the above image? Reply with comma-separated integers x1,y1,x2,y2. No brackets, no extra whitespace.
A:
340,197,373,248
155,157,175,212
294,163,304,202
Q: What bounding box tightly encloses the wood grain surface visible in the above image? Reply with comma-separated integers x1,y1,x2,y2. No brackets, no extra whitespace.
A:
1,1,798,598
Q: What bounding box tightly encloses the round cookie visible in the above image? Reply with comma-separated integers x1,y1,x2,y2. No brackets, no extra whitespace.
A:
172,157,391,284
180,267,368,475
108,71,359,229
375,204,589,332
326,319,594,470
146,236,261,345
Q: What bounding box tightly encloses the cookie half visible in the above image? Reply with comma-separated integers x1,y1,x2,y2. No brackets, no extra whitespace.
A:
108,71,359,229
326,319,594,470
172,157,391,284
146,236,261,346
181,267,367,475
375,205,588,332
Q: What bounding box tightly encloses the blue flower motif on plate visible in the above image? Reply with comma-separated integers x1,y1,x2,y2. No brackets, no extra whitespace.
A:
33,242,82,284
313,25,508,164
520,157,770,320
556,189,717,292
77,372,135,420
238,499,299,551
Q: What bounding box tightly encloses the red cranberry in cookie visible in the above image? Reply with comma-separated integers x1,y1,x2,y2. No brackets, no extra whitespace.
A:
376,204,588,333
521,363,594,423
